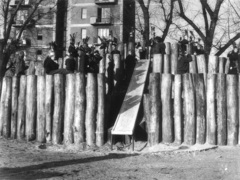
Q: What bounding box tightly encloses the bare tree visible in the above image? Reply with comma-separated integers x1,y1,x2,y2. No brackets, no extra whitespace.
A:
177,0,240,56
135,0,176,57
0,0,57,81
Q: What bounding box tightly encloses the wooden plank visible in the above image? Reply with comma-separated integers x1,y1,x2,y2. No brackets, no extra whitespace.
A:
112,60,150,135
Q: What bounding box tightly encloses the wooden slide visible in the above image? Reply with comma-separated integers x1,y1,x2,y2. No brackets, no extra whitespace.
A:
111,59,150,150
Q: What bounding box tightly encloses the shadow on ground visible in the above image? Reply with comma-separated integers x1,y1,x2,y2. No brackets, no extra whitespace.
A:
0,153,138,180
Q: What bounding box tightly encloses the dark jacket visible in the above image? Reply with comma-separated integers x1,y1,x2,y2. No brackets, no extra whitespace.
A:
65,57,76,72
44,56,59,74
227,51,238,74
177,54,192,74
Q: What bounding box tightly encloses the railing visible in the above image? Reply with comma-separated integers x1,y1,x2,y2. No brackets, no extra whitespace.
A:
95,0,117,4
90,17,113,25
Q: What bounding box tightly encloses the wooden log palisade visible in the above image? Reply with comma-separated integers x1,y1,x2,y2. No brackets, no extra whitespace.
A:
1,41,240,150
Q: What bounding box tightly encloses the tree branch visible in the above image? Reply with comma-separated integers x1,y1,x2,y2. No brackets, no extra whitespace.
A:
215,33,240,56
200,0,214,18
16,0,44,40
177,0,206,41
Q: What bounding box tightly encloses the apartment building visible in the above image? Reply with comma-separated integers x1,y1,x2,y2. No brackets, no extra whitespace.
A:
66,0,135,51
8,0,135,62
9,0,56,63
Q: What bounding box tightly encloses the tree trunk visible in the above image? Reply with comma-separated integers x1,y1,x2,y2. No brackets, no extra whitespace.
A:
74,73,86,144
0,77,12,138
17,76,27,140
183,74,196,145
226,75,238,146
11,76,19,139
26,75,37,141
85,73,97,146
64,74,75,145
161,74,173,143
52,74,64,144
96,73,105,147
174,75,182,145
45,75,53,143
37,76,46,143
216,74,227,145
149,73,161,146
206,74,216,145
194,74,206,144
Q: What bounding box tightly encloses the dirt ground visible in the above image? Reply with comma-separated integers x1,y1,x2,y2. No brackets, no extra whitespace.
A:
0,137,240,180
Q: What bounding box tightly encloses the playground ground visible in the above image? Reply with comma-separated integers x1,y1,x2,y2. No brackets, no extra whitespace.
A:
0,137,239,180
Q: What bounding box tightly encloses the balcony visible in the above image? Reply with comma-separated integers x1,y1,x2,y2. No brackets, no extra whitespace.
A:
12,19,35,28
10,0,31,8
95,0,117,5
90,17,113,25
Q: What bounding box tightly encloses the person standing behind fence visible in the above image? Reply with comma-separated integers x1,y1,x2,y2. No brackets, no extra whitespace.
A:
177,50,192,74
15,51,27,76
125,51,136,83
65,54,76,73
44,51,59,74
227,45,239,74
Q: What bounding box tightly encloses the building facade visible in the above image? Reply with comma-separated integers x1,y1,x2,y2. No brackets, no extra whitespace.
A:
65,0,135,54
8,0,135,63
9,0,56,63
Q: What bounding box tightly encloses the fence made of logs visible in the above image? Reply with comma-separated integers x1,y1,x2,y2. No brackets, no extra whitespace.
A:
0,73,108,147
145,73,240,147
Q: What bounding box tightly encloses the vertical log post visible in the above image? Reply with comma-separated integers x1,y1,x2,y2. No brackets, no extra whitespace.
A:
52,74,64,144
27,61,35,75
208,56,219,74
174,75,182,144
143,94,151,134
0,77,12,137
225,58,230,74
163,55,170,73
85,73,97,146
183,74,196,145
165,42,171,55
45,75,53,142
239,75,240,145
64,74,75,144
171,43,178,74
152,54,163,73
113,54,121,90
11,76,19,139
226,75,238,145
37,76,46,143
96,73,105,146
194,74,206,144
149,73,161,146
189,55,197,73
196,55,207,85
219,57,226,73
99,49,106,73
26,75,37,141
216,74,227,145
206,74,217,145
17,76,27,139
124,43,128,60
74,73,86,144
161,74,173,143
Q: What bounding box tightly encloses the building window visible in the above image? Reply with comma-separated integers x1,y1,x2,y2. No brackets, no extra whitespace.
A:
82,8,87,19
97,28,109,43
37,30,43,40
81,29,87,39
37,50,42,55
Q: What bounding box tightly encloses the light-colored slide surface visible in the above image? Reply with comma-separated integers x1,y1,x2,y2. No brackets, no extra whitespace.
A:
111,59,150,135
